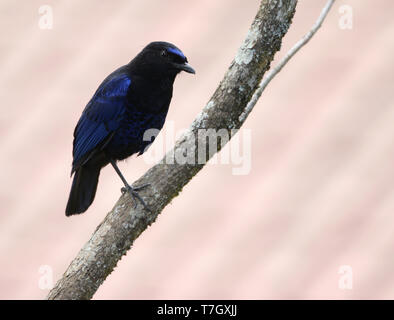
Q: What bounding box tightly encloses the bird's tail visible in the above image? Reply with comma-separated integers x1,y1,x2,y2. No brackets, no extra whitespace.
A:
65,165,101,216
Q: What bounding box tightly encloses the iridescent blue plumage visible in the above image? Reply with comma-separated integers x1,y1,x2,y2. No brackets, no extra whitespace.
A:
167,47,186,60
72,72,131,172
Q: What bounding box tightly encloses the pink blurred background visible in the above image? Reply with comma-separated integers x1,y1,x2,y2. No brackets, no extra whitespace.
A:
1,0,394,299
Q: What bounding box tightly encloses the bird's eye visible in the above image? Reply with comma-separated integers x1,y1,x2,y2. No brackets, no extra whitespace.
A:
161,50,167,57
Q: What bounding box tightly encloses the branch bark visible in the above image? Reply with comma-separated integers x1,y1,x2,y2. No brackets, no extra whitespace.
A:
48,0,299,300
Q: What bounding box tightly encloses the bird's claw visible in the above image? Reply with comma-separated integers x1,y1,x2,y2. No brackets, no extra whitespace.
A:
121,183,150,194
121,184,152,212
132,183,151,191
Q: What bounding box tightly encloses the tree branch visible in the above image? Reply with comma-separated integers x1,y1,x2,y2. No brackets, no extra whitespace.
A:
46,0,332,299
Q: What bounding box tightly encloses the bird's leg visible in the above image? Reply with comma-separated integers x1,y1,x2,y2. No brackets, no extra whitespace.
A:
110,160,151,212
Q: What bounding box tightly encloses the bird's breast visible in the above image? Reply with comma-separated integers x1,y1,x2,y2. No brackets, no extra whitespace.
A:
104,109,168,160
103,75,174,160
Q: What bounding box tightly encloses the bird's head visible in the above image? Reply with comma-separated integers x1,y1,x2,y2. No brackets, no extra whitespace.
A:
132,41,195,77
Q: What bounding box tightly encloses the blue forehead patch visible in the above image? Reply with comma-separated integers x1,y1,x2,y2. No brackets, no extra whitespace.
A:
167,47,186,60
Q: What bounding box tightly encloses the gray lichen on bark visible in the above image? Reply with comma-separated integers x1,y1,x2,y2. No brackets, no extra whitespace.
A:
47,0,298,300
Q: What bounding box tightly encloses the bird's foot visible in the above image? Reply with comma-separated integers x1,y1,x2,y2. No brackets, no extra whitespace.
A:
121,183,150,194
121,184,152,212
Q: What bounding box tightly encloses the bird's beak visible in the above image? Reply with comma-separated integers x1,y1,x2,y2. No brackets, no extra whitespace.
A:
178,62,196,74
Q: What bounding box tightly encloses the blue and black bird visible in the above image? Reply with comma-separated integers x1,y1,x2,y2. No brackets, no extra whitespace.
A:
66,41,195,216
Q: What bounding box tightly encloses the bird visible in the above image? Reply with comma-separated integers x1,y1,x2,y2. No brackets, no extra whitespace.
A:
65,41,195,216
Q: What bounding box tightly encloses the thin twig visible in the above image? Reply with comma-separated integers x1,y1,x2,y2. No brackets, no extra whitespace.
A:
240,0,335,122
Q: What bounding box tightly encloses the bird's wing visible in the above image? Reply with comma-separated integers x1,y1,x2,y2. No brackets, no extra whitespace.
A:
71,72,131,173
